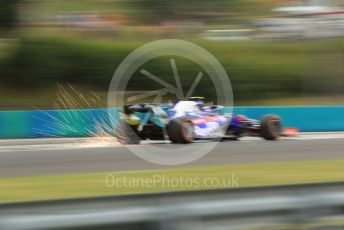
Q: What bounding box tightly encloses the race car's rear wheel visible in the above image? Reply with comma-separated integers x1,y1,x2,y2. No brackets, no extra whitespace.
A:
260,115,282,140
167,118,194,144
114,120,141,145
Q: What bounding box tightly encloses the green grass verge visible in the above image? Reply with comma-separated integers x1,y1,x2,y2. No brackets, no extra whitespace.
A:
1,159,344,203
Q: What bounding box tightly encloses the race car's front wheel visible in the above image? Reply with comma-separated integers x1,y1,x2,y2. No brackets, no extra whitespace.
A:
167,118,194,144
260,115,282,140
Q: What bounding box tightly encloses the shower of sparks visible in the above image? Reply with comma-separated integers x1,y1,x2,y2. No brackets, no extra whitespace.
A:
33,84,121,145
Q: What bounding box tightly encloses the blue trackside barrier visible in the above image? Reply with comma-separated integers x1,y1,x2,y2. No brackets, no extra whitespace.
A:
0,108,119,139
0,106,343,138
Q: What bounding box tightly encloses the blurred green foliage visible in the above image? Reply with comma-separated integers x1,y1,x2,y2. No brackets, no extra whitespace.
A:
2,36,142,88
125,0,262,23
0,0,20,32
1,35,343,102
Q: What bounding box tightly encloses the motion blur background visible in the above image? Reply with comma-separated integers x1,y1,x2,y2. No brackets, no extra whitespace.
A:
2,2,344,230
1,0,344,109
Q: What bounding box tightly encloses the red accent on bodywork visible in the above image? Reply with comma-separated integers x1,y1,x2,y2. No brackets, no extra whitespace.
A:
236,115,246,122
192,115,222,125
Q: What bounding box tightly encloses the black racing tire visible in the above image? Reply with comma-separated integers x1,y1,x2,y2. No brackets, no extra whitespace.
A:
167,118,194,144
260,115,282,140
114,120,141,145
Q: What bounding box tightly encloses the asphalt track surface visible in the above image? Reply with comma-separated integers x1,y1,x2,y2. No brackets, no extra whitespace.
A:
1,133,344,178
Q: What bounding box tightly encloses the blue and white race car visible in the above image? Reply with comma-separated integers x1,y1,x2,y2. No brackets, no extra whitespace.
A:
115,98,282,144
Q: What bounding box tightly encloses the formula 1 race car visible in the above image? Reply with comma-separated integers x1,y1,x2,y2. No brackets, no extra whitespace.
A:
115,98,282,144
